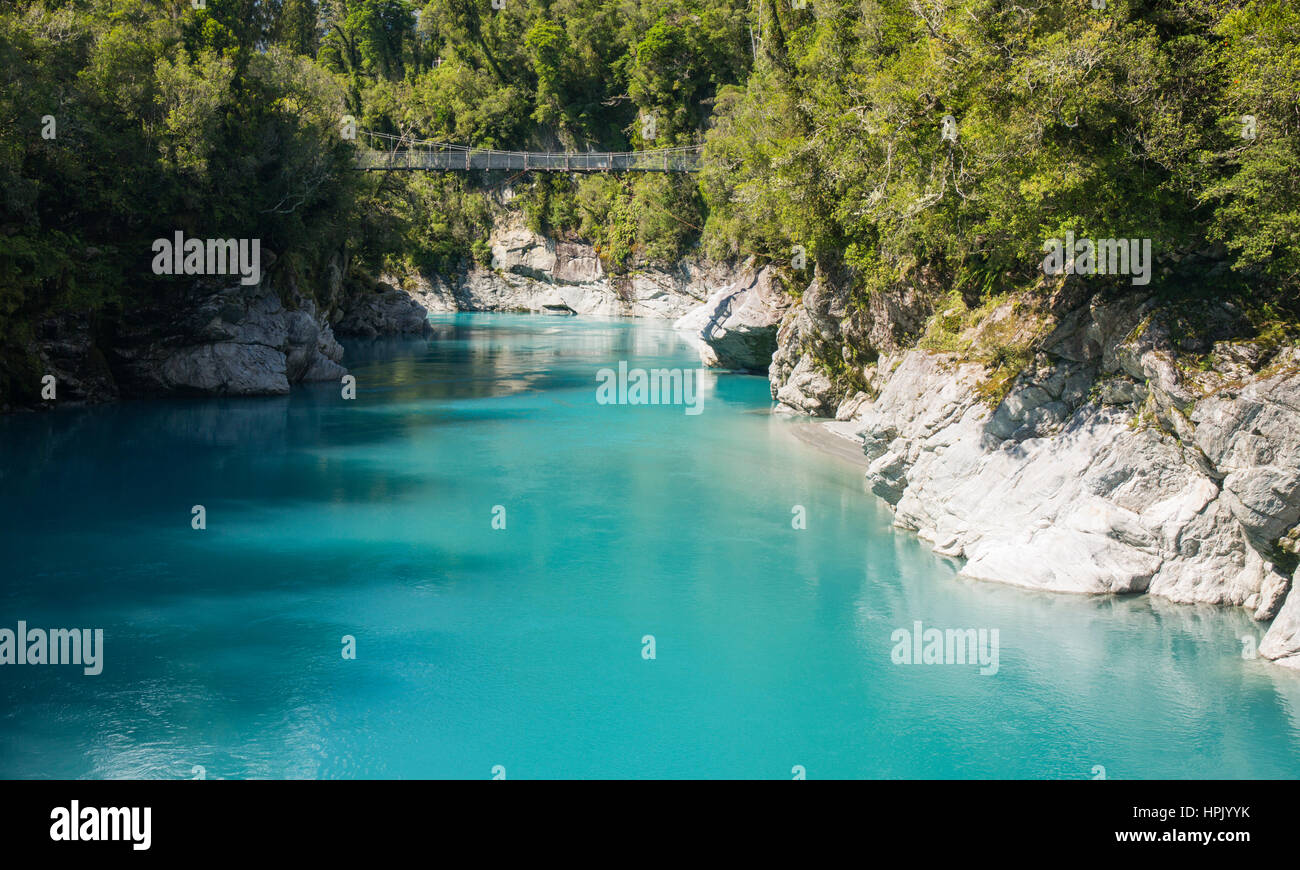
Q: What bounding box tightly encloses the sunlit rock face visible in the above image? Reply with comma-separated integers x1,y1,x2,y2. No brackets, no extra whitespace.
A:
768,267,937,418
420,213,732,320
672,261,793,372
777,278,1300,642
1262,567,1300,667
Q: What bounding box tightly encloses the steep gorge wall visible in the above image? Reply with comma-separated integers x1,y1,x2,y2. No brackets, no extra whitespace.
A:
745,265,1300,667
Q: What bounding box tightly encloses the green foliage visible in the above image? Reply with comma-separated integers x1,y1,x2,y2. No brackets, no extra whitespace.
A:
0,0,750,369
331,0,749,270
0,0,360,353
597,187,639,271
703,0,1300,310
362,172,493,275
1201,0,1300,284
7,0,1300,407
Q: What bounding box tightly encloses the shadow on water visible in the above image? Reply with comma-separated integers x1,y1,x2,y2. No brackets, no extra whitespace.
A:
2,312,1300,778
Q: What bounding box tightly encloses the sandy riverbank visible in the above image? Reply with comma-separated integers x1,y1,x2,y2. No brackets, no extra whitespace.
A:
780,416,868,467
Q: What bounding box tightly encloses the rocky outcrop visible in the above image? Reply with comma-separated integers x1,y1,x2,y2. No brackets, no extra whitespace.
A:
428,214,710,318
107,279,347,397
859,351,1287,611
769,266,937,417
29,313,119,405
399,214,750,320
785,285,1300,648
10,251,355,408
335,279,436,337
1261,566,1300,666
768,272,852,415
450,258,710,318
1190,365,1300,558
672,261,793,371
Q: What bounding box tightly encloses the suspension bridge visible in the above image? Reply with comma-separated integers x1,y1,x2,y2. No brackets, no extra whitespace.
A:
355,131,702,173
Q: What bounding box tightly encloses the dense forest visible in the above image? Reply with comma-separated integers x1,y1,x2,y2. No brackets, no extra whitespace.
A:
2,0,1299,401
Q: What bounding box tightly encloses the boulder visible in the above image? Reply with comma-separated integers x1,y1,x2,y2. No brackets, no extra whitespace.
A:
335,282,434,337
109,279,346,397
1261,567,1300,666
673,263,792,371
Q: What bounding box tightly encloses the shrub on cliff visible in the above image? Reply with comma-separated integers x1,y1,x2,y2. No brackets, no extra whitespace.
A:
701,0,1300,322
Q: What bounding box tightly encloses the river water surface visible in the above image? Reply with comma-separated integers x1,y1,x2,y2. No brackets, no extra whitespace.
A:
2,313,1298,778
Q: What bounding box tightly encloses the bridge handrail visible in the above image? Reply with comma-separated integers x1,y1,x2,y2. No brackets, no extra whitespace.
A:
356,130,703,161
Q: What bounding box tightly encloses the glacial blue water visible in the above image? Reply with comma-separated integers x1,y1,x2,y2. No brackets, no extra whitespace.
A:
2,312,1299,780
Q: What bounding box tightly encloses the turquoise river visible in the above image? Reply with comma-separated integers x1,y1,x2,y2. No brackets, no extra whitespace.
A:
2,313,1299,778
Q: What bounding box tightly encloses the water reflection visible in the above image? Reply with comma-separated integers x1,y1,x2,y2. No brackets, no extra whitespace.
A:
0,313,1298,779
